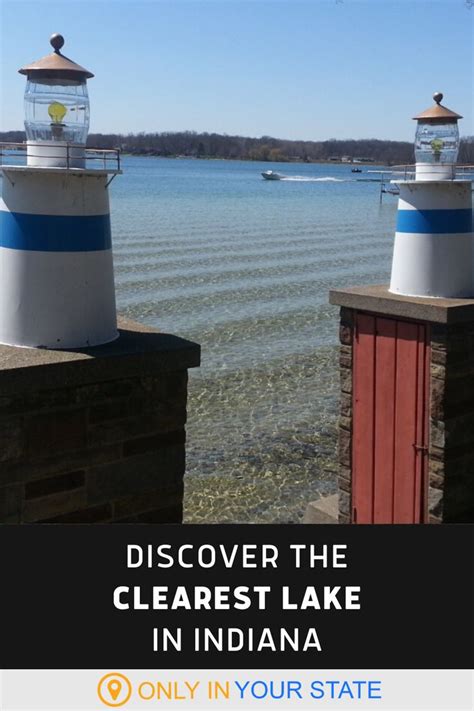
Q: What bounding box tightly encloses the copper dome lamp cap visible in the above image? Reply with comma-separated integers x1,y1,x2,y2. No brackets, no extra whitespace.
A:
18,34,94,82
412,92,462,123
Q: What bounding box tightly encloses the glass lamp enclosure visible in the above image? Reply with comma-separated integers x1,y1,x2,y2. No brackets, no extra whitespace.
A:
414,120,459,180
25,78,90,144
24,77,90,167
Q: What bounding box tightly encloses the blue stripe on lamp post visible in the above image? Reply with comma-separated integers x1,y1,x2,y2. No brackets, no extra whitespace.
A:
0,212,112,252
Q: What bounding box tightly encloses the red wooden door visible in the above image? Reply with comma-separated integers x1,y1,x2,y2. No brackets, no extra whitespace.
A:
352,313,430,523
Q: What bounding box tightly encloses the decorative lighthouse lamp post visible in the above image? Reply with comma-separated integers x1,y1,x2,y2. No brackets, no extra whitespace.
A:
325,92,474,526
0,34,120,348
389,93,472,298
0,33,200,527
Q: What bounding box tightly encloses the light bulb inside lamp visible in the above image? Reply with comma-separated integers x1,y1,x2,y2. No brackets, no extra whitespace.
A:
48,101,67,140
430,138,444,161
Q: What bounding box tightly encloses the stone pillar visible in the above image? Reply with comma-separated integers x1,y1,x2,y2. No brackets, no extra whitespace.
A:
337,306,354,525
0,318,200,524
330,285,474,524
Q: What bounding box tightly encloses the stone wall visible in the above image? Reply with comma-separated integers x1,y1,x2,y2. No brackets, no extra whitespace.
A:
338,307,353,524
0,319,200,524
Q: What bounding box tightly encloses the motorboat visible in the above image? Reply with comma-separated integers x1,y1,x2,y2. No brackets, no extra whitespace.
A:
261,170,285,180
351,167,362,173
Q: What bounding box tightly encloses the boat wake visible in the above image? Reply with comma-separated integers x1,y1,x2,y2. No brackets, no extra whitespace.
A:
281,176,347,182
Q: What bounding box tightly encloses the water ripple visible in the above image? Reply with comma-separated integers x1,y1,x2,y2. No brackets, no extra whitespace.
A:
110,157,398,522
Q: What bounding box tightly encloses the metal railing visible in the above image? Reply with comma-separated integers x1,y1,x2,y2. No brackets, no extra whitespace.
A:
367,164,474,202
0,142,121,172
383,164,474,180
455,164,474,178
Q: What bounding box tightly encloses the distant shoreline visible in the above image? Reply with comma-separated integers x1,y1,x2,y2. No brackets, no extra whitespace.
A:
0,130,418,165
1,129,472,164
119,153,388,166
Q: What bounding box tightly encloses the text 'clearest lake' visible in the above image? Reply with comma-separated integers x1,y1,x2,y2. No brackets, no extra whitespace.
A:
110,157,396,523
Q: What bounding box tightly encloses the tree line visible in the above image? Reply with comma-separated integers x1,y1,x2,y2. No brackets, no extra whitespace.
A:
1,130,473,165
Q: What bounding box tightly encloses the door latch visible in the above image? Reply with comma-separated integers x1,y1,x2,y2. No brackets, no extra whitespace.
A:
413,443,428,454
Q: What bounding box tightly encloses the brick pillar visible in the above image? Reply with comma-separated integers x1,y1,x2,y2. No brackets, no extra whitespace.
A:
330,285,474,524
0,318,200,524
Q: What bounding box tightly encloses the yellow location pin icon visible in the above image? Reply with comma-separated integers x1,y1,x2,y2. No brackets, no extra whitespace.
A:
98,673,132,707
108,679,122,701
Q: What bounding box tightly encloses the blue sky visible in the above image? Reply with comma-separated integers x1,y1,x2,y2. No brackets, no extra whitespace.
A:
1,0,472,141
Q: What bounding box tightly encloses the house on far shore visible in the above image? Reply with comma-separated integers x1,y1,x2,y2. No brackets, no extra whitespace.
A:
328,155,376,163
329,155,353,162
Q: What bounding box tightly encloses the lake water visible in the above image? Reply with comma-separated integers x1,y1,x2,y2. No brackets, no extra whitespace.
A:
110,157,396,523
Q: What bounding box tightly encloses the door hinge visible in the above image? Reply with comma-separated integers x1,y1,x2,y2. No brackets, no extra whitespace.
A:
352,507,357,524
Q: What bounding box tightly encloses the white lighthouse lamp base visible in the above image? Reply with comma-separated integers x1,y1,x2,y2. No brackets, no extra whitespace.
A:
415,162,457,182
26,141,86,169
389,180,473,299
0,166,118,349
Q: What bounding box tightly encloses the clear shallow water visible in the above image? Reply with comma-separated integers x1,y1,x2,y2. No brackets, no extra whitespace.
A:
110,157,396,522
